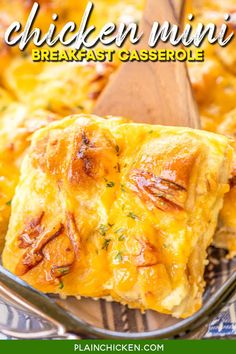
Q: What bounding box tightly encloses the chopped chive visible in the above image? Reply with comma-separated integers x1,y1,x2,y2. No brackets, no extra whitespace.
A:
115,227,126,241
118,235,125,242
102,238,111,250
57,267,70,275
99,224,109,236
59,279,64,289
106,181,115,188
114,251,123,262
127,212,139,220
6,200,12,206
121,184,126,192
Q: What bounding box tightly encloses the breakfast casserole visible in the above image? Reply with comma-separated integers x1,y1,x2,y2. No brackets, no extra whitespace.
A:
2,115,232,318
0,0,235,320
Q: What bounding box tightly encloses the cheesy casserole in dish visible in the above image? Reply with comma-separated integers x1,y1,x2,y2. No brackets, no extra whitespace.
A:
2,115,233,318
0,0,235,319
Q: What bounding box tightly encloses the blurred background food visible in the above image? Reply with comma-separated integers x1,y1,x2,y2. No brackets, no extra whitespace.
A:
0,0,235,255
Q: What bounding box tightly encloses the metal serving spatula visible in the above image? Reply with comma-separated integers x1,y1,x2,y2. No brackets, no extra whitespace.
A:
94,0,200,128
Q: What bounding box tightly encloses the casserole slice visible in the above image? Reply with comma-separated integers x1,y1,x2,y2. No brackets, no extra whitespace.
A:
2,114,232,318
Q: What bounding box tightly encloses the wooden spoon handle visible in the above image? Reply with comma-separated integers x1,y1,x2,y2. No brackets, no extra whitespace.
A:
170,0,186,21
94,0,200,129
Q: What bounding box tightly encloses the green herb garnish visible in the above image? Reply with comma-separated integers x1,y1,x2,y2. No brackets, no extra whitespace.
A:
121,184,126,193
106,181,115,188
118,235,125,242
59,279,64,289
115,228,125,241
102,238,111,250
127,212,139,220
99,224,109,236
6,200,12,206
57,267,70,276
114,251,123,262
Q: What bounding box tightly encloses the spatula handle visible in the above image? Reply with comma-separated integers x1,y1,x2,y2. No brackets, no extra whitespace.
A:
94,0,200,129
169,0,186,22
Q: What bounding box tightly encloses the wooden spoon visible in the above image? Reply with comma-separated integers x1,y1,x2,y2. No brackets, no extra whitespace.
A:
94,0,200,128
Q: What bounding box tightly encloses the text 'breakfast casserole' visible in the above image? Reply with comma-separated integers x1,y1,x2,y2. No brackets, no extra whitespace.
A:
2,115,233,318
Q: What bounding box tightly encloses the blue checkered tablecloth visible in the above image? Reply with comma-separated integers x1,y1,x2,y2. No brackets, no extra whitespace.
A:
205,294,236,338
